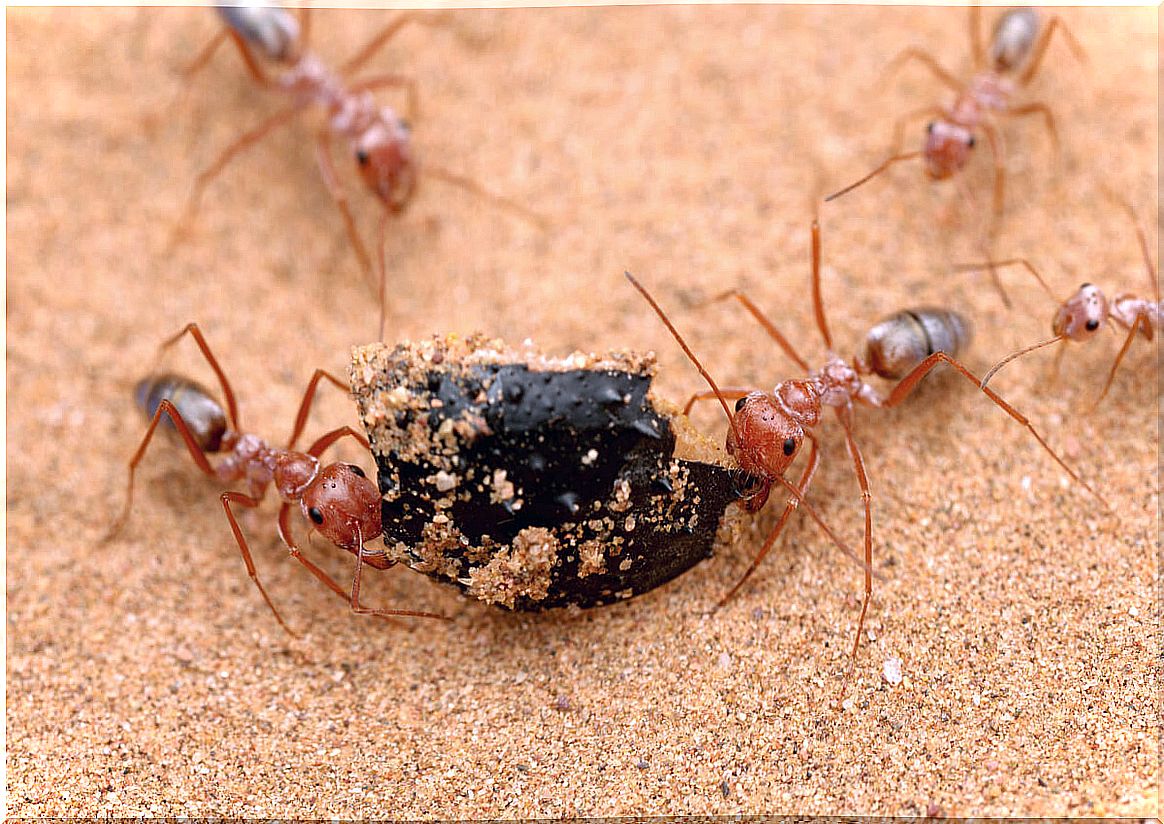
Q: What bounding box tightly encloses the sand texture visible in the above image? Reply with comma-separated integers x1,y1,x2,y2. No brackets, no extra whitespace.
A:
6,5,1158,817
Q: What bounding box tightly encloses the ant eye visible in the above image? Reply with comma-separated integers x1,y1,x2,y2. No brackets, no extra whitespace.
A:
398,118,411,133
346,464,366,478
782,437,796,456
966,135,976,148
308,507,324,525
734,397,748,412
926,122,935,134
1085,319,1100,331
356,149,370,166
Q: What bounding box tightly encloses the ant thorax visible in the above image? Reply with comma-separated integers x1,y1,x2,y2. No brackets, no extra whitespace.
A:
214,433,276,495
811,355,864,408
278,54,340,107
1110,293,1161,336
967,72,1013,111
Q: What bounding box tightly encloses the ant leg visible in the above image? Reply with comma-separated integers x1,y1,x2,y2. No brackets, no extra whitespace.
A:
224,29,275,87
339,12,449,77
182,29,229,81
705,289,810,371
889,105,945,156
173,104,300,246
106,399,218,540
682,388,752,417
1092,313,1152,408
882,352,1109,508
810,219,834,351
969,4,985,70
951,257,1060,303
1019,15,1087,87
276,506,448,622
158,322,242,431
298,8,311,53
833,406,873,697
287,369,351,450
715,436,820,609
1106,194,1160,301
1049,337,1068,384
424,164,548,230
222,491,296,635
881,47,961,93
315,130,375,289
350,530,451,620
348,74,421,125
1000,102,1060,166
306,426,371,458
980,120,1007,217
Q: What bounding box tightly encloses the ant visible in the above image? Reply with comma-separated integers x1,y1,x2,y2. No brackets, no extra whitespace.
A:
626,218,1106,693
825,6,1085,218
177,5,542,334
106,322,447,634
956,199,1160,405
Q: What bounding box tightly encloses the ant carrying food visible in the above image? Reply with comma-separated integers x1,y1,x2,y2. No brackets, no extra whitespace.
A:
626,218,1106,693
956,199,1160,405
176,4,542,334
106,323,447,634
825,6,1085,218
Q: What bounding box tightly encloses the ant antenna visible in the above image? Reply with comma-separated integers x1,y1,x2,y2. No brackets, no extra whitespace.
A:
623,271,742,446
981,334,1066,388
825,151,922,203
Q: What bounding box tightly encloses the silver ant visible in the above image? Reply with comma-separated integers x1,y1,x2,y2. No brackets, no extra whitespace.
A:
958,199,1160,405
106,323,447,634
826,6,1085,218
626,218,1106,693
177,5,541,334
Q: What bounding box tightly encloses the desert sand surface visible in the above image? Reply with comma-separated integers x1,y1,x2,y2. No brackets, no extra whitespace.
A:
6,5,1158,817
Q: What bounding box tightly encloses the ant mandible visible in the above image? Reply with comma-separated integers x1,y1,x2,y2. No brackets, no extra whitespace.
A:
626,218,1106,693
106,322,447,634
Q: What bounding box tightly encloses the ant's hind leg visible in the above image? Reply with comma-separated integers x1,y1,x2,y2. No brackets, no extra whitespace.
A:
159,322,242,430
314,131,375,289
106,399,218,541
172,104,300,247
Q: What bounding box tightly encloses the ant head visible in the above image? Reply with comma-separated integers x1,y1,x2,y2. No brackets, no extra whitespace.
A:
922,121,974,180
727,390,809,481
300,462,382,549
354,117,417,212
1053,283,1108,341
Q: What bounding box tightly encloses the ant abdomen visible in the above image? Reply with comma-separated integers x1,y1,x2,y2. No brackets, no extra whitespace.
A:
216,6,301,62
990,7,1040,73
134,373,228,453
863,308,972,380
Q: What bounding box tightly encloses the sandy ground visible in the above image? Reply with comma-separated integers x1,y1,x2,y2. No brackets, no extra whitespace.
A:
6,5,1158,817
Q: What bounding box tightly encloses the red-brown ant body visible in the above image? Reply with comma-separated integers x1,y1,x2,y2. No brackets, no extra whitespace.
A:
107,323,445,633
626,219,1105,692
826,7,1084,216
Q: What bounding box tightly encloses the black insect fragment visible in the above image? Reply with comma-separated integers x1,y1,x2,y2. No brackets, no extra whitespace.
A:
350,334,749,610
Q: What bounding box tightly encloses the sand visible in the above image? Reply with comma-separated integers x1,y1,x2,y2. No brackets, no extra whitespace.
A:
6,5,1158,817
